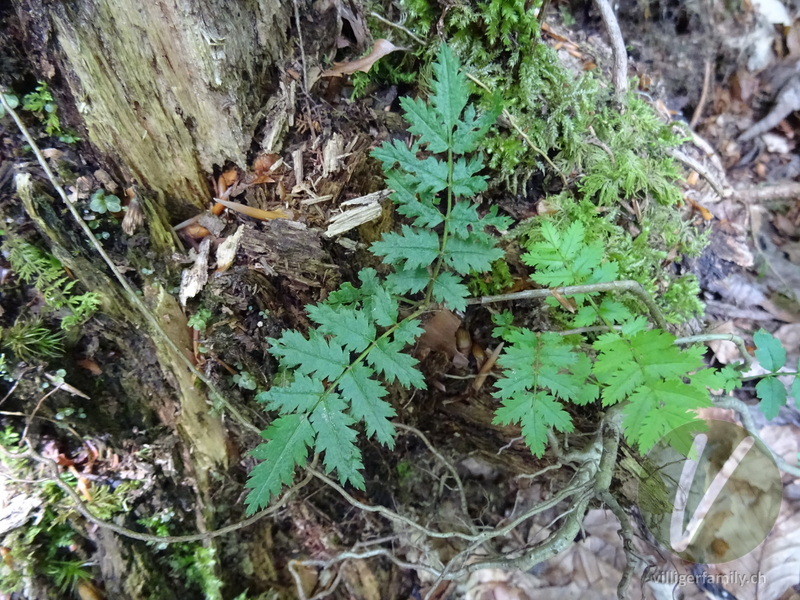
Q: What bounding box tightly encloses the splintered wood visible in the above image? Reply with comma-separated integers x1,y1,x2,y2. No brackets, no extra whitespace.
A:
325,189,390,237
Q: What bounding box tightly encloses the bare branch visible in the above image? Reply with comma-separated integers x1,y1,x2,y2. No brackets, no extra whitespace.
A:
712,395,800,477
468,280,668,330
592,0,628,103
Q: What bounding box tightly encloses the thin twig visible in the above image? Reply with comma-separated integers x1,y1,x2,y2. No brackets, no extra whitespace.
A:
712,395,800,477
0,369,30,406
673,333,755,369
369,11,426,45
292,0,309,92
469,280,668,331
598,490,638,600
733,181,800,204
465,73,569,187
0,443,310,543
592,0,628,104
515,463,563,480
394,423,473,529
690,58,713,130
310,467,590,544
666,147,731,199
21,386,60,441
0,93,259,435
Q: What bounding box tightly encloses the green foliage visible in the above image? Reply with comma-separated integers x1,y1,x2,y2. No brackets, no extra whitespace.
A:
45,559,93,595
168,545,223,600
493,330,592,456
751,329,800,419
22,82,62,138
0,438,135,597
4,239,100,332
88,189,122,214
0,93,19,118
497,218,731,454
468,258,513,296
188,308,213,332
0,320,64,360
396,0,702,323
593,329,718,452
245,44,507,513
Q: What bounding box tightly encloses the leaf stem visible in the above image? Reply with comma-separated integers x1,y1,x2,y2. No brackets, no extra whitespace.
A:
425,148,455,304
469,280,669,330
673,333,755,370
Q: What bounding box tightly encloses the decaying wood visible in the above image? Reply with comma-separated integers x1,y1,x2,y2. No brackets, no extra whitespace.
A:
13,0,292,212
237,221,338,284
325,190,391,237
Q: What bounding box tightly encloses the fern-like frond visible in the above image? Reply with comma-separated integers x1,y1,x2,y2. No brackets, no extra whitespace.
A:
493,330,597,456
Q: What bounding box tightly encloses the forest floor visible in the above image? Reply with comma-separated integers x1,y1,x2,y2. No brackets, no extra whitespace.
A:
1,1,800,599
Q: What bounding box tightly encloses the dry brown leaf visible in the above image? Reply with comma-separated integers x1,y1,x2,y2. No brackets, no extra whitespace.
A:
220,168,238,189
253,153,279,176
687,196,713,220
473,343,503,392
418,310,469,368
76,581,105,600
76,358,103,376
550,289,576,312
706,321,741,364
321,39,404,77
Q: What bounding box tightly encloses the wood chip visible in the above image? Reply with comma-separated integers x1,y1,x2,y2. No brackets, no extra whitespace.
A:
325,190,390,237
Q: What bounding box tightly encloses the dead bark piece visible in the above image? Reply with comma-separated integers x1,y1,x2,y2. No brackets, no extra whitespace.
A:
238,222,337,284
216,226,244,272
179,238,211,306
323,133,346,177
325,190,390,237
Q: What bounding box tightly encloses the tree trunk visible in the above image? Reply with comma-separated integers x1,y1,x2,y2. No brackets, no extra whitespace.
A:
3,1,341,597
13,0,297,213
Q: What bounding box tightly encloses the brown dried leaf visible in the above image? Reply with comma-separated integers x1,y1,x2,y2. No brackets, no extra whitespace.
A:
321,39,404,77
418,310,464,364
76,358,103,376
706,321,741,364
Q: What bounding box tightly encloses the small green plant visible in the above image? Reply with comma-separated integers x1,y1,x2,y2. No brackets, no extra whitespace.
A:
22,82,59,134
232,370,258,391
244,42,794,519
245,44,509,512
188,308,214,332
750,329,800,418
0,320,64,360
4,239,100,332
88,189,122,214
493,220,734,454
0,93,19,118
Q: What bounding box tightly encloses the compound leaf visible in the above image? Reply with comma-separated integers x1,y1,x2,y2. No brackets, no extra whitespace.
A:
244,415,314,514
310,396,365,489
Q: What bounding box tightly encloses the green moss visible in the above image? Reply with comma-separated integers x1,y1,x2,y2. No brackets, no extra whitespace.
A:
387,0,705,322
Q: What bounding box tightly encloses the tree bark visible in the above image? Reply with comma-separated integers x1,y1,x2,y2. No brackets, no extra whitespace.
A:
3,1,340,597
13,0,293,213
